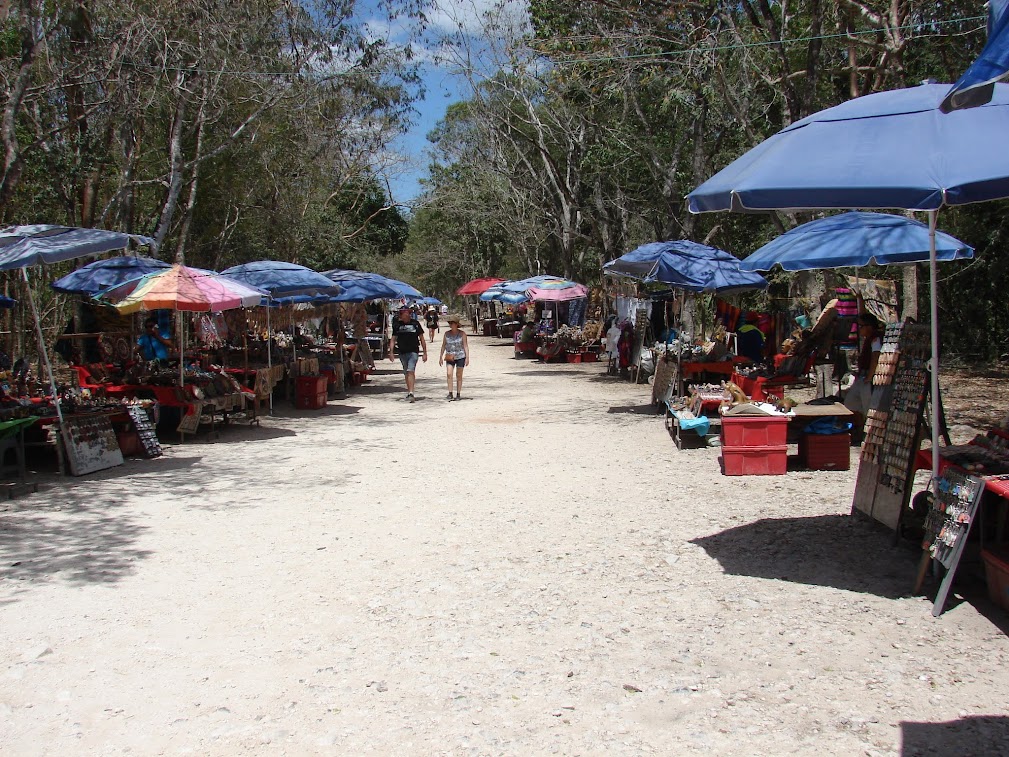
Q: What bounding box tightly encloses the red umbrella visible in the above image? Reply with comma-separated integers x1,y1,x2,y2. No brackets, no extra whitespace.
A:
456,277,505,296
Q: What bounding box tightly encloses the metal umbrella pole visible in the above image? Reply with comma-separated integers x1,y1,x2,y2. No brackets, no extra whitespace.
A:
928,210,941,485
266,303,273,414
21,270,64,476
21,268,64,426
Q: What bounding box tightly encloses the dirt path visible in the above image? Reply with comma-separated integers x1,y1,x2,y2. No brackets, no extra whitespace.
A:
2,333,1008,755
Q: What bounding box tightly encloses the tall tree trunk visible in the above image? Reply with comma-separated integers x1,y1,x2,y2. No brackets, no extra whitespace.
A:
153,74,189,255
0,23,40,214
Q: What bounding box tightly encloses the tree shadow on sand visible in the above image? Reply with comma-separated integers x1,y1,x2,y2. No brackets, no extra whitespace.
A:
0,499,154,594
690,514,920,599
901,716,1009,756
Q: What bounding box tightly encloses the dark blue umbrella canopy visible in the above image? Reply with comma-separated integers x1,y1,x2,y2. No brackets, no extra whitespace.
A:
0,295,15,308
942,1,1009,112
323,269,421,302
0,225,155,271
603,240,768,294
221,261,341,298
52,255,171,295
688,83,1009,213
740,212,974,272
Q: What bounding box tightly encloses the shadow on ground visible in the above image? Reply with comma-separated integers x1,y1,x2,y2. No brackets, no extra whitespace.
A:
0,499,153,590
901,716,1009,756
690,514,917,599
607,403,661,416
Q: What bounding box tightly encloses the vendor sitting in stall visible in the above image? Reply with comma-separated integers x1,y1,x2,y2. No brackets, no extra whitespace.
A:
137,318,174,362
519,320,535,344
736,312,766,362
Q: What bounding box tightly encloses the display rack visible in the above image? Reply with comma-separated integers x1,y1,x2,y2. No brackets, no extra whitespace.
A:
852,321,933,530
913,470,985,616
126,404,162,458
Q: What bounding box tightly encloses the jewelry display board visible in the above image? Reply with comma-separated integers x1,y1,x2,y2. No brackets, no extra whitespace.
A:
912,470,984,616
126,404,162,458
852,321,931,529
59,414,124,476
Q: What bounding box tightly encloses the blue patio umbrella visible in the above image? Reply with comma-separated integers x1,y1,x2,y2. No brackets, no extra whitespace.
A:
0,295,15,308
323,269,421,302
52,255,171,295
604,240,768,294
687,81,1009,487
221,261,341,299
740,212,974,271
942,1,1009,112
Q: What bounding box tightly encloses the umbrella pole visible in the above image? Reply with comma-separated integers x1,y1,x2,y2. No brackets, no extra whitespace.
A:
22,268,64,426
179,312,185,389
929,210,941,487
267,304,273,414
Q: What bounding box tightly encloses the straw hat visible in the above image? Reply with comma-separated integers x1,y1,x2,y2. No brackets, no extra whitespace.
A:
446,313,465,325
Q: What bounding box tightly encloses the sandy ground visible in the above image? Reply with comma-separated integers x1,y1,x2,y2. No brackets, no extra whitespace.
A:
2,332,1009,756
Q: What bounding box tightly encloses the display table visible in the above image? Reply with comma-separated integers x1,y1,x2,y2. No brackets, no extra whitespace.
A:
0,416,38,486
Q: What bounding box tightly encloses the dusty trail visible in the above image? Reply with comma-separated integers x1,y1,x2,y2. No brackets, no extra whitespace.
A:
1,331,1007,755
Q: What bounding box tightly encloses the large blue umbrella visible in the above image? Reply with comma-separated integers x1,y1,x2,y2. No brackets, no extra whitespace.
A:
323,269,421,302
52,255,171,295
221,261,341,299
740,212,974,272
942,1,1009,112
603,240,768,294
0,224,155,270
687,82,1009,485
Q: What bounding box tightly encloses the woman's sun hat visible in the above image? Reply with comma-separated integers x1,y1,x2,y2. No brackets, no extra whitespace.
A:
447,313,465,324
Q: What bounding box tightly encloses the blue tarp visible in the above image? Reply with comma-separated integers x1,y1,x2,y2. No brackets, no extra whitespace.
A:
740,212,974,271
603,240,768,294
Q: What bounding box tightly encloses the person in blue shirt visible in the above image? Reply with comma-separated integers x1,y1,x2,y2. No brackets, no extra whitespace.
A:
136,318,174,361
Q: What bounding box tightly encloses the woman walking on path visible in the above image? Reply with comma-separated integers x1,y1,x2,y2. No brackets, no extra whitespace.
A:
425,307,440,344
439,315,470,400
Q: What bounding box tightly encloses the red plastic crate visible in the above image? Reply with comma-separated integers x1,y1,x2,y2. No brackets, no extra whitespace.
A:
581,351,598,362
566,352,583,363
296,391,327,410
296,375,327,395
982,549,1009,611
720,415,789,447
799,432,851,470
721,444,788,476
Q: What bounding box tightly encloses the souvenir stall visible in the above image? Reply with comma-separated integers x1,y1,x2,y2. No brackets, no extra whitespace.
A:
602,240,768,397
222,261,343,409
89,264,266,438
456,277,505,336
0,226,161,477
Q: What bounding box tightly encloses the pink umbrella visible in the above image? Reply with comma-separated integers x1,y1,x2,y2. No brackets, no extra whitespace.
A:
525,280,588,301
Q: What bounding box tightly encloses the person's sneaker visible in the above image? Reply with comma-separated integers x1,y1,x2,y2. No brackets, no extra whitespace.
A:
455,393,461,400
407,393,415,403
446,392,454,400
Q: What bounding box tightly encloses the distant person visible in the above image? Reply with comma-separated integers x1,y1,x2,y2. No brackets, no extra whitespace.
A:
425,306,440,344
439,315,470,400
389,306,427,402
137,318,173,362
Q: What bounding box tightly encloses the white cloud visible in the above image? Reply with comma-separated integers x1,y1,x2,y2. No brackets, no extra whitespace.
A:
426,0,528,38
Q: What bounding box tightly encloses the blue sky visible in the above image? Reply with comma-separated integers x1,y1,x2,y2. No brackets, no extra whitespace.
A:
370,0,528,207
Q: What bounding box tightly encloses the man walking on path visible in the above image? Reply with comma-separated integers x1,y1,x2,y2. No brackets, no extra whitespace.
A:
389,307,427,402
